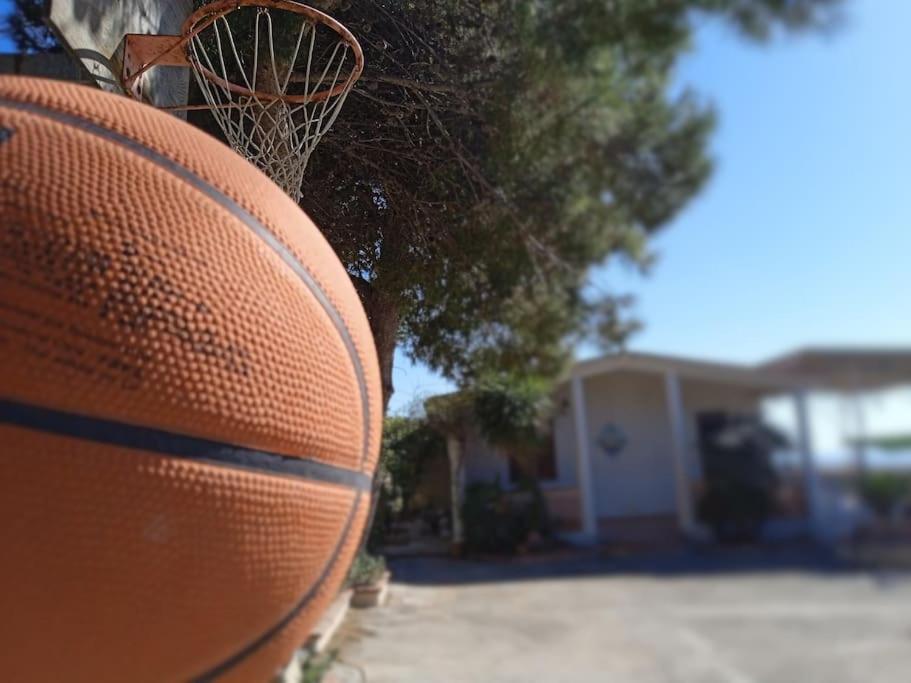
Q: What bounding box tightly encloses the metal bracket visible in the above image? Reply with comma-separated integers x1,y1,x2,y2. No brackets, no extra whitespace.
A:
120,33,189,99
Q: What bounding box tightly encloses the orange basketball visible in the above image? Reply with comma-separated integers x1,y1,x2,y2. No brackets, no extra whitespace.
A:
0,76,381,682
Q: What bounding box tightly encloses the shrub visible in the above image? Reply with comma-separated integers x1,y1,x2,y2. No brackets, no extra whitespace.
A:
369,416,446,550
346,551,387,588
382,417,446,515
462,477,551,555
697,481,772,544
300,652,336,683
472,374,553,453
696,413,783,543
857,472,911,518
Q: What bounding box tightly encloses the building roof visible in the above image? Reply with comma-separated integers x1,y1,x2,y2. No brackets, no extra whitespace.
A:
757,347,911,391
568,347,911,394
568,351,801,394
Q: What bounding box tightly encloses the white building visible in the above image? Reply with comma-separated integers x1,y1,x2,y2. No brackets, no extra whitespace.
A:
456,348,911,545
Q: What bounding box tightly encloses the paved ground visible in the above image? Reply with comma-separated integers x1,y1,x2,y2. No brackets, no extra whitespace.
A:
332,547,911,683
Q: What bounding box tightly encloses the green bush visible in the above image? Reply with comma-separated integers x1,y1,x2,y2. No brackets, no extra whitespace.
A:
366,416,447,551
857,473,911,517
462,477,551,555
300,652,336,683
472,374,553,451
515,474,552,539
375,417,446,533
346,551,387,587
696,413,782,543
697,481,771,544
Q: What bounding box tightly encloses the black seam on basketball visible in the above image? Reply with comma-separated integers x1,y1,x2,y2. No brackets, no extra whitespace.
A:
0,93,373,679
0,399,371,491
0,95,373,472
192,490,364,683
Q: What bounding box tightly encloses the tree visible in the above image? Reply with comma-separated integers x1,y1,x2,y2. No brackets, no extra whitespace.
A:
380,416,445,518
302,0,842,404
3,0,60,53
360,415,445,551
3,1,843,408
472,373,553,477
424,376,555,555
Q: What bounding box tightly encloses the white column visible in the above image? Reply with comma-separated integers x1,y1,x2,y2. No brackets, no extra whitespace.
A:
794,390,821,537
850,391,868,475
664,371,696,534
570,375,598,539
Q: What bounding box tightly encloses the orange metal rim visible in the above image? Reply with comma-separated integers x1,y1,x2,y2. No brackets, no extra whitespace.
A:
182,0,365,105
121,0,365,108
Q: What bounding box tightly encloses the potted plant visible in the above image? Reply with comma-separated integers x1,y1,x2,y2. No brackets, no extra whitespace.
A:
347,552,390,608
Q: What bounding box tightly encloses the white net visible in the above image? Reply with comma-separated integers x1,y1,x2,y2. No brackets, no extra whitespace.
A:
186,4,361,201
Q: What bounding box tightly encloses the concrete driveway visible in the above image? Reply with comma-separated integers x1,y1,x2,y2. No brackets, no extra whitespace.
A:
332,548,911,683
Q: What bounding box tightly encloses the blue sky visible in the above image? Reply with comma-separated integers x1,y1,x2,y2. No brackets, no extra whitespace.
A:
390,0,911,417
0,2,10,51
2,1,908,455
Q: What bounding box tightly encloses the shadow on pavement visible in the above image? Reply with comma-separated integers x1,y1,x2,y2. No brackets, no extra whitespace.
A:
389,544,902,586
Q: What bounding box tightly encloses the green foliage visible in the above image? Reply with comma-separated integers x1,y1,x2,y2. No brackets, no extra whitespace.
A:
691,0,843,40
346,550,387,588
462,480,525,553
424,391,476,436
516,474,553,540
462,477,551,555
299,0,843,387
381,416,445,513
300,651,337,683
857,473,911,518
472,374,553,451
851,434,911,452
2,0,843,393
366,416,445,550
698,482,773,544
425,374,555,480
3,0,60,52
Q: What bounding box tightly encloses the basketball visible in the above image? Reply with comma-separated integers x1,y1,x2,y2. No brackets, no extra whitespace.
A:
0,76,381,682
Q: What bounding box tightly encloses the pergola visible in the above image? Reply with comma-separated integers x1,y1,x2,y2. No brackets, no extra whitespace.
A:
759,348,911,473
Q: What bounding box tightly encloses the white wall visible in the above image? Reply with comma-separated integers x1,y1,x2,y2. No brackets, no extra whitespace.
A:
462,370,765,522
583,371,678,518
572,371,764,520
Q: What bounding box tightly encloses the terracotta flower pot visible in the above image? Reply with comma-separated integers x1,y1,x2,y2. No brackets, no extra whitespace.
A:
350,570,391,608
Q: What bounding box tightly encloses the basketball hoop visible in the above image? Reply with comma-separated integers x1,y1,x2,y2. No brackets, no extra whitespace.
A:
121,0,364,201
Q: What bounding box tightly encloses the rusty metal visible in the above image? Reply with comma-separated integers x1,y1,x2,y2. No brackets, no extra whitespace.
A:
120,0,364,111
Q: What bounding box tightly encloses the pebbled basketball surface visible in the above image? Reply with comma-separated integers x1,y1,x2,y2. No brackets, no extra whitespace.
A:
0,76,381,682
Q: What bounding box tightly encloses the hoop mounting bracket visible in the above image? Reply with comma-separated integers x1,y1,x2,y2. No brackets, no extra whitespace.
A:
121,33,190,100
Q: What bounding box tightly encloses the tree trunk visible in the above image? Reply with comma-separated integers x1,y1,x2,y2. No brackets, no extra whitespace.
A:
362,286,399,412
356,282,399,553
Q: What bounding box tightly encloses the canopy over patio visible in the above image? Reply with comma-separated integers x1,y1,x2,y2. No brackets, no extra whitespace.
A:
758,348,911,392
